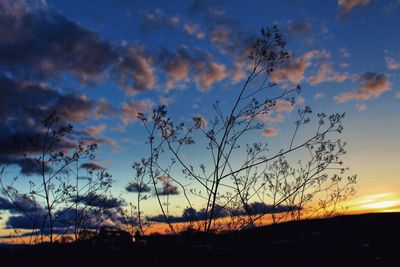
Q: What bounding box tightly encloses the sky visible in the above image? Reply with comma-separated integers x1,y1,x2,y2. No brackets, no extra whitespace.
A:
0,0,400,239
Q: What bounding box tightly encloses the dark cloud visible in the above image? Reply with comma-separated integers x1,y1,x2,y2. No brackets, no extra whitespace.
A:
157,176,179,196
5,214,43,229
0,196,14,210
0,1,117,83
80,163,106,171
0,75,98,172
0,187,44,214
125,182,151,193
76,193,125,209
148,203,299,223
0,0,156,94
116,45,156,95
158,184,179,196
287,20,311,35
246,202,300,215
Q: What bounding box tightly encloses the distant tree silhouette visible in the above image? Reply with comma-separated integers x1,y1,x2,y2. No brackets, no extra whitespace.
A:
0,112,114,243
133,25,356,234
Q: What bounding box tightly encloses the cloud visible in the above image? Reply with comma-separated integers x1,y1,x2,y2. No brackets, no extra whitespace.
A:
0,0,117,83
80,162,106,171
314,92,326,100
121,99,154,125
307,63,348,85
274,100,295,113
125,182,151,193
0,76,96,124
84,124,107,136
0,196,14,210
0,187,44,214
338,0,371,15
0,75,118,172
159,96,174,106
263,128,278,137
158,46,229,91
193,115,208,128
335,72,391,103
148,202,299,223
157,176,179,196
141,9,180,34
5,214,43,229
247,202,300,215
0,0,157,95
183,22,205,39
77,193,125,209
158,48,190,91
195,62,228,91
95,98,118,119
270,50,329,84
355,103,367,111
395,92,400,99
210,25,231,45
287,20,311,36
116,45,156,95
339,48,351,58
385,57,400,70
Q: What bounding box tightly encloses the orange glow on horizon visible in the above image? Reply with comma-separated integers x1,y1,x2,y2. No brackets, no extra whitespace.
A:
342,192,400,214
1,192,399,244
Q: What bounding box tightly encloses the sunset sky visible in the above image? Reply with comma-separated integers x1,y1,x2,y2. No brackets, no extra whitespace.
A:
0,0,400,240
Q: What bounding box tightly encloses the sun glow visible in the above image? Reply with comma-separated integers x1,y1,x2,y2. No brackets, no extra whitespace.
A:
345,192,400,213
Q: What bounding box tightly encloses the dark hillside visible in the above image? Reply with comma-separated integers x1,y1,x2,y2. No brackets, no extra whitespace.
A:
1,213,399,267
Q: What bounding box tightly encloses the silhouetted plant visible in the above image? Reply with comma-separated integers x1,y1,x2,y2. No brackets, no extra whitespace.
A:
0,112,114,243
133,25,356,234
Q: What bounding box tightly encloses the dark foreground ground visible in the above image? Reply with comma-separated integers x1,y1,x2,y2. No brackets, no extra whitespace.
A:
1,212,399,267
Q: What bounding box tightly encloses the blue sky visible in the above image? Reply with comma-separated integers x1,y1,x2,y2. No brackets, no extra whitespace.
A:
0,0,400,233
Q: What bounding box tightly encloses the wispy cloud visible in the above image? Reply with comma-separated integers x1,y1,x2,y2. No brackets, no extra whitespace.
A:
287,20,311,36
314,92,326,100
355,103,368,111
141,8,180,34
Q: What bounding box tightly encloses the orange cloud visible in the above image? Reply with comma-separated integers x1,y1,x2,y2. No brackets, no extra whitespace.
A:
194,62,227,91
164,54,190,91
121,99,154,125
262,127,278,137
275,99,295,113
385,57,400,70
338,0,371,15
335,72,391,103
307,63,348,85
118,46,156,95
84,124,107,136
270,50,329,84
